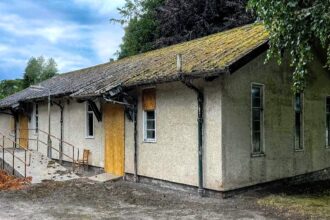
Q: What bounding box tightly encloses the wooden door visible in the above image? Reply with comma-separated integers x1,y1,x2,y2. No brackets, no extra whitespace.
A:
104,103,125,176
19,114,29,149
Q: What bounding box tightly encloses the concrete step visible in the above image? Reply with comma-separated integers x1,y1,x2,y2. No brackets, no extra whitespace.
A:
0,149,79,184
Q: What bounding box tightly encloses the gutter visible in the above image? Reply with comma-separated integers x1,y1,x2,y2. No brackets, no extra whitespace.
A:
0,111,14,116
181,79,205,197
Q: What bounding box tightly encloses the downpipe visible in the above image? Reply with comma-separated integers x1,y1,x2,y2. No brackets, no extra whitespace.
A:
181,80,205,197
132,105,138,183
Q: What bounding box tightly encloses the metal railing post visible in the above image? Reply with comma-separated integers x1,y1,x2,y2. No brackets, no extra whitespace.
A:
2,136,4,169
72,147,75,170
12,148,15,176
24,150,27,177
37,133,39,152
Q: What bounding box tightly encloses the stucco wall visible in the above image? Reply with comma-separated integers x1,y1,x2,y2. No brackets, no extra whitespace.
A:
0,113,15,148
27,99,104,167
221,52,330,190
125,81,223,191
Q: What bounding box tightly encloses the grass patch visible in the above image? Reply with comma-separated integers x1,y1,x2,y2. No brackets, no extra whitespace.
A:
258,191,330,219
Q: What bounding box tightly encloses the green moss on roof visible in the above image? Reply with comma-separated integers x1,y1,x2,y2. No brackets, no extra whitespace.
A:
73,23,269,96
0,23,269,108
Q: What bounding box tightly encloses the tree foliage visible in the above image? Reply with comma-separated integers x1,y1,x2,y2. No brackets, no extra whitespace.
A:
114,0,253,58
0,56,58,100
0,79,23,99
23,56,58,88
248,0,330,92
113,0,165,58
154,0,253,48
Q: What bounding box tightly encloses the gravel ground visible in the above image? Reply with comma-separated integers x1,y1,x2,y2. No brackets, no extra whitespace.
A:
0,178,281,220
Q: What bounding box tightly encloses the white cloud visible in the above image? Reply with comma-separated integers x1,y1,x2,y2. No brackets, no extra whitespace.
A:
73,0,125,15
0,44,9,53
91,26,124,60
0,13,91,44
0,0,125,79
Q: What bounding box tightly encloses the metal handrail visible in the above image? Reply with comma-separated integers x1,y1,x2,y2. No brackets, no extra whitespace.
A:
38,129,75,148
36,138,76,163
0,134,31,177
17,128,80,169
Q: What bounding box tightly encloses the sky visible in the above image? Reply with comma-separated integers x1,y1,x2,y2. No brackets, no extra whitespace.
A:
0,0,126,80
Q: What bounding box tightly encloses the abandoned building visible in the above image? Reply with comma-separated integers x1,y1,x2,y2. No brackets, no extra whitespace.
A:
0,23,330,193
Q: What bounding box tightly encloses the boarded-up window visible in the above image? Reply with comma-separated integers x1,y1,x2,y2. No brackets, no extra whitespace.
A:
142,88,156,111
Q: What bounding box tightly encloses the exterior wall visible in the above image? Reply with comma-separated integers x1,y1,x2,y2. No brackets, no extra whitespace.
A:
125,80,223,191
221,52,330,190
0,113,15,148
27,99,104,167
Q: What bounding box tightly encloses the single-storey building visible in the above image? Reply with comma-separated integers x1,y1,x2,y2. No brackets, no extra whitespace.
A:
1,23,330,194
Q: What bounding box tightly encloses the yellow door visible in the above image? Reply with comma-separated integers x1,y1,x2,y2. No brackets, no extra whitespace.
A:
104,103,125,176
19,114,29,149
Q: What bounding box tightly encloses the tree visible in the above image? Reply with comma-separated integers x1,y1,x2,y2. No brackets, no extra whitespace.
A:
42,58,58,81
112,0,165,59
154,0,253,48
248,0,330,92
23,56,58,88
113,0,253,58
0,79,23,99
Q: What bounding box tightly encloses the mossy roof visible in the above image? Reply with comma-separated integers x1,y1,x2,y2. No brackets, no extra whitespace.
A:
0,23,268,108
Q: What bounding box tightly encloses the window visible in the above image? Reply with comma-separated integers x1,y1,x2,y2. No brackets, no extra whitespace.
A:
144,110,156,142
35,104,39,133
142,88,156,142
294,93,303,150
86,103,94,138
326,97,330,147
251,84,264,154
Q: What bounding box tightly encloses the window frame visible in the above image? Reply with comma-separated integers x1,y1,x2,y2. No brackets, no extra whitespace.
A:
251,83,265,156
293,93,304,151
85,103,95,139
326,96,330,148
143,110,157,143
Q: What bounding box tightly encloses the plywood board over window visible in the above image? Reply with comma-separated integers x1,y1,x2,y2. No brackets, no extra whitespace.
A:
142,88,156,111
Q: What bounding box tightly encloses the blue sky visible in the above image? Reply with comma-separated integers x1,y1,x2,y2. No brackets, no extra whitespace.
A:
0,0,126,80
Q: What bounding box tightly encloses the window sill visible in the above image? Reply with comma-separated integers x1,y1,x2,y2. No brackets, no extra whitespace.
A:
144,140,156,143
251,153,265,158
294,149,304,152
85,136,95,140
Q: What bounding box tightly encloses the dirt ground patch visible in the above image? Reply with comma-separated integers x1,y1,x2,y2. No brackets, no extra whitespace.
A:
0,178,276,220
0,171,31,190
0,178,329,219
257,180,330,219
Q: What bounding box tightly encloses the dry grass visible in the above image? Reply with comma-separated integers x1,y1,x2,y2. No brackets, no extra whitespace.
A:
258,191,330,219
0,170,31,190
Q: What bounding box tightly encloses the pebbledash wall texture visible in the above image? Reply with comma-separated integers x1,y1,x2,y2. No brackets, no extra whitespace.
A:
125,51,330,192
26,100,105,168
125,80,223,191
221,52,330,191
1,46,330,192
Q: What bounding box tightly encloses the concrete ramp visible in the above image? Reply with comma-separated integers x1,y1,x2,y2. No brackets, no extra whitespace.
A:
0,149,79,184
